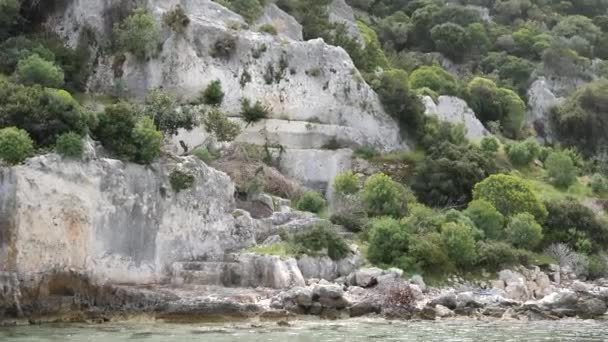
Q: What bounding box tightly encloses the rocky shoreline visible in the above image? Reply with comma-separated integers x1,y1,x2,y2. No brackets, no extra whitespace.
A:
1,264,607,325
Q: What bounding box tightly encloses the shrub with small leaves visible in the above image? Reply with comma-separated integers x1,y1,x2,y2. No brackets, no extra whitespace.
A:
169,169,195,192
203,109,241,142
441,222,478,269
506,138,540,166
333,171,360,195
464,199,505,240
362,173,408,217
507,213,543,250
201,80,224,106
367,217,410,265
192,147,215,164
55,132,84,159
590,173,608,194
480,136,500,154
113,8,161,60
296,223,349,260
296,191,327,214
15,53,65,88
211,34,237,59
0,127,34,165
258,24,277,35
240,98,270,123
132,117,163,164
545,151,578,188
163,5,190,34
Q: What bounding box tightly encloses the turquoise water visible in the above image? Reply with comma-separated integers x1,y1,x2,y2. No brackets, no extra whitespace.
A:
1,318,607,341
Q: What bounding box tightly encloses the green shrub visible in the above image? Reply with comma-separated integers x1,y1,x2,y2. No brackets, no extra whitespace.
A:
227,0,265,23
506,138,540,166
507,213,543,250
473,174,547,222
464,199,505,240
441,222,477,268
203,109,242,142
143,89,196,135
413,142,497,207
295,223,349,260
376,69,425,134
258,24,278,35
420,116,467,148
113,8,161,60
192,147,215,164
588,255,608,279
407,232,453,273
545,151,578,188
170,169,196,192
408,65,458,95
401,204,445,234
163,5,190,34
430,23,470,62
201,80,225,106
367,217,410,265
333,171,360,195
240,98,270,123
296,191,327,213
590,173,608,194
210,34,237,59
132,117,162,164
476,240,529,271
55,132,84,159
15,54,64,88
0,127,34,165
480,136,500,154
362,173,408,217
543,198,608,250
0,0,20,40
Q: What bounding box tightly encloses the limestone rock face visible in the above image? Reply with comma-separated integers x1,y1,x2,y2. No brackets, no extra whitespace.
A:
422,96,489,140
526,77,563,143
328,0,362,42
47,0,404,190
0,155,253,284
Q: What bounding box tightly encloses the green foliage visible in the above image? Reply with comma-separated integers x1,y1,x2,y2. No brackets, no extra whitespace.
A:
420,116,467,148
143,89,196,135
0,81,90,146
497,87,527,137
506,138,541,166
211,34,237,59
362,173,408,217
441,222,477,268
240,98,270,123
203,109,241,142
376,69,425,134
473,174,548,222
464,199,505,240
430,22,469,62
588,255,608,279
333,171,360,195
15,53,64,88
55,132,83,159
543,198,608,251
590,173,608,194
413,142,497,207
296,191,327,214
367,217,410,265
409,65,458,95
407,232,453,273
481,52,534,96
201,80,225,106
507,213,543,249
163,5,190,34
132,117,162,164
169,169,195,192
258,24,277,35
480,136,500,154
552,79,608,156
192,147,215,164
545,151,578,188
376,11,411,51
113,8,161,60
476,240,530,271
0,127,34,165
402,203,445,234
296,223,349,260
0,0,20,41
226,0,265,23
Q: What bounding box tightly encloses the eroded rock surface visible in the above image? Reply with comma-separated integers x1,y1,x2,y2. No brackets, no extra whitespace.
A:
422,95,489,140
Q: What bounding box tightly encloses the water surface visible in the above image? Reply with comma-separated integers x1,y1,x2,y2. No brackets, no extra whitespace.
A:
1,318,607,341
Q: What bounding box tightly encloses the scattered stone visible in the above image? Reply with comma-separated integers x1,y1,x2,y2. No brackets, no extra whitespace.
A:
435,305,455,318
410,275,426,292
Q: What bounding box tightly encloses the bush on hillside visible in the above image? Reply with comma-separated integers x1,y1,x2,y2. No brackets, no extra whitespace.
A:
407,232,454,273
163,5,190,34
132,117,162,164
362,173,408,217
170,169,195,192
543,198,608,250
143,89,196,135
333,171,360,195
367,217,410,265
480,136,500,154
590,173,608,194
477,240,531,271
376,69,425,134
506,138,541,166
240,98,270,123
296,191,327,214
296,223,349,260
203,109,241,142
192,147,215,164
113,8,161,60
473,174,547,221
55,132,83,159
0,127,34,165
441,222,477,269
464,199,505,240
201,80,225,106
401,203,445,234
15,53,64,88
507,213,543,249
545,151,578,188
408,65,458,95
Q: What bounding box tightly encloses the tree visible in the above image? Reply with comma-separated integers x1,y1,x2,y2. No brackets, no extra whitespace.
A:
409,65,458,95
15,54,65,88
367,217,410,265
552,15,601,43
0,0,19,40
296,191,327,214
376,69,425,134
94,102,139,159
545,151,578,188
480,136,500,154
497,88,526,137
113,8,160,59
413,142,497,207
333,171,360,195
506,138,540,166
55,132,84,159
201,80,225,106
143,89,195,135
507,213,543,249
473,174,548,222
132,117,162,164
0,127,34,165
481,52,534,96
376,11,411,51
441,222,477,268
543,198,608,250
203,109,241,142
362,173,408,217
240,98,270,123
430,23,469,61
590,173,608,194
228,0,265,23
464,199,505,240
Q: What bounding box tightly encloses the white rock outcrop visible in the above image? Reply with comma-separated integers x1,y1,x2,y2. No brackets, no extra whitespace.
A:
422,95,488,140
526,77,563,143
255,4,303,41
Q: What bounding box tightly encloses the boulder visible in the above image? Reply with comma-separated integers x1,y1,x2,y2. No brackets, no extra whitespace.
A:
422,96,489,140
435,304,455,318
410,274,426,292
349,301,381,317
430,292,457,310
576,298,607,319
349,268,383,288
255,4,303,41
313,283,344,300
328,0,362,42
293,287,314,307
571,281,592,293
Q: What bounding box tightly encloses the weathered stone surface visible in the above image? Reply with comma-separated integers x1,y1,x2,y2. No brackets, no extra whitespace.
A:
435,304,455,318
328,0,362,42
422,96,488,140
526,77,563,143
430,292,457,310
255,4,303,41
231,253,306,288
576,298,607,318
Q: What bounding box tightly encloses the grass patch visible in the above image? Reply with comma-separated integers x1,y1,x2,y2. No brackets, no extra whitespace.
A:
244,243,295,259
